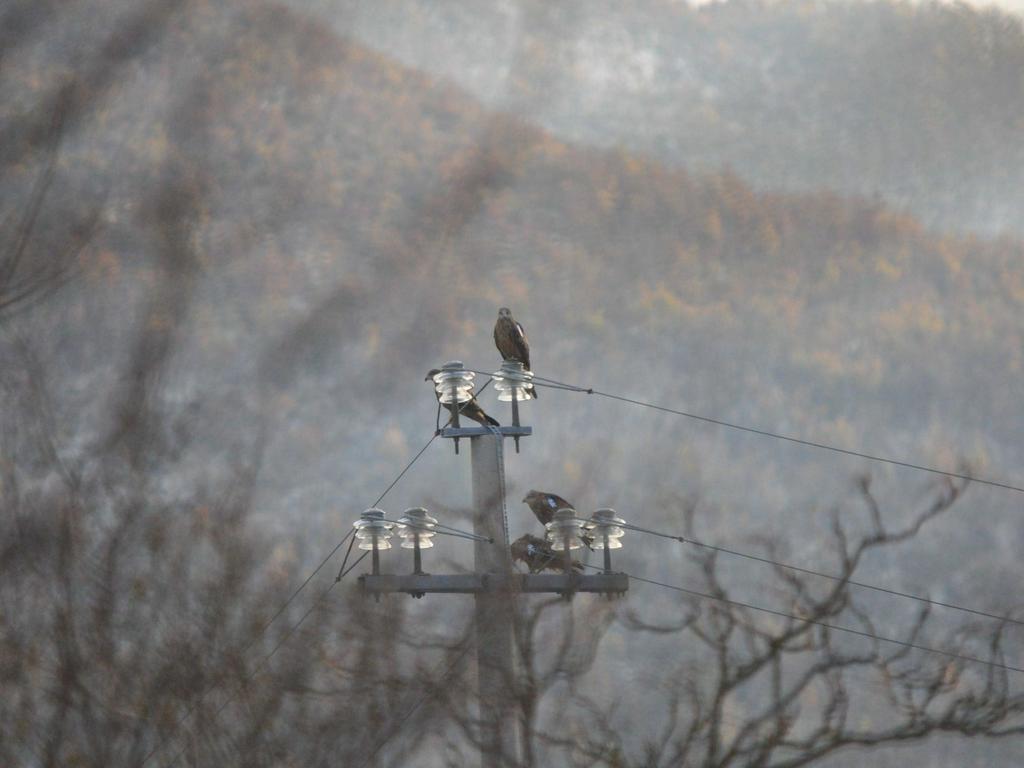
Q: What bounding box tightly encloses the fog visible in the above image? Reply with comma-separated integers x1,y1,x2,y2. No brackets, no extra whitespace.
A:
2,1,1023,766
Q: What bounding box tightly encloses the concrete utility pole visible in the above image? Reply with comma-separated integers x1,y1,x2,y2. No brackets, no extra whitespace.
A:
361,400,627,767
471,433,520,765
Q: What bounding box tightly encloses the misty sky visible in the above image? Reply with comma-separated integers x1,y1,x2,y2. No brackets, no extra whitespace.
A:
938,0,1023,12
692,0,1024,13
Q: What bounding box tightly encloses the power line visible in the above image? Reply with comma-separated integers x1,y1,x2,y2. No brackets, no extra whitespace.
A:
578,517,1024,628
253,424,445,663
372,432,440,507
253,552,369,686
139,407,459,767
684,534,1023,628
335,533,358,581
471,365,1022,624
257,528,355,646
141,552,369,768
163,552,369,768
610,566,1024,676
471,365,1021,624
510,371,1024,496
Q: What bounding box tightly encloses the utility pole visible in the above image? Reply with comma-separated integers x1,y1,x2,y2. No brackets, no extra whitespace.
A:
359,364,627,766
471,433,520,765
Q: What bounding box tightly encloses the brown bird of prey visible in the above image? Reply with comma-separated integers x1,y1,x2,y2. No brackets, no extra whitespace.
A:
523,489,573,526
523,490,594,549
511,534,583,574
493,307,537,399
425,369,500,427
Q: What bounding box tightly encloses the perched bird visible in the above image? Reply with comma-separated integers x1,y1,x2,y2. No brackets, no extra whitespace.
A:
523,490,594,549
493,307,537,398
523,489,573,527
510,534,583,574
425,369,500,427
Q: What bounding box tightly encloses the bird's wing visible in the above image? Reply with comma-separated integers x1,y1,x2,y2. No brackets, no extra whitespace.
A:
458,399,487,426
528,501,552,526
546,493,572,511
514,322,531,369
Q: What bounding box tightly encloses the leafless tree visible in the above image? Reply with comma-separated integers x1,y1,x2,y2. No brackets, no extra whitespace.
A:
0,97,100,320
0,325,450,768
547,477,1024,767
342,476,1024,768
0,1,190,322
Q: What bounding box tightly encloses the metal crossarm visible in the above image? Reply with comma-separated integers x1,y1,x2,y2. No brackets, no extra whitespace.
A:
440,426,532,439
359,572,629,596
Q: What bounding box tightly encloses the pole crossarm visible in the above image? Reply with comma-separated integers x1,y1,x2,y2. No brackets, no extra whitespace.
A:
439,426,532,438
359,572,629,596
519,572,628,594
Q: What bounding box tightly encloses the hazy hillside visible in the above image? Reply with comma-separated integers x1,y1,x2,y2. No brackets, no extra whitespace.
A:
4,2,1024,764
324,0,1024,236
9,0,1023,581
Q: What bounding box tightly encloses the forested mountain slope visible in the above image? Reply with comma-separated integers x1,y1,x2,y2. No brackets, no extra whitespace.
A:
328,0,1024,236
8,0,1022,510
